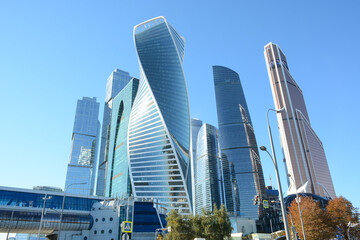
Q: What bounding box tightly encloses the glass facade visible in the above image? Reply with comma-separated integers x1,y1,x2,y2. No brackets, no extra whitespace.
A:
194,123,223,215
190,118,203,209
213,66,264,219
105,78,139,197
0,187,104,233
133,202,166,232
0,187,102,211
96,69,133,196
239,105,267,218
264,43,335,198
128,16,191,214
65,97,100,196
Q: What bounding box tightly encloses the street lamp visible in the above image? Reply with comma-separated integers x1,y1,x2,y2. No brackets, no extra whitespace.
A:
38,194,52,240
6,201,18,240
288,174,306,240
260,106,290,240
58,182,86,239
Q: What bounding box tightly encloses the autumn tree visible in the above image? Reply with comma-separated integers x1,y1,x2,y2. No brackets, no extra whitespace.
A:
327,196,360,239
287,196,332,240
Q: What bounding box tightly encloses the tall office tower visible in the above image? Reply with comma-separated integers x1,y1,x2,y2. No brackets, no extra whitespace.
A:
65,97,100,195
213,65,266,219
195,123,224,215
190,118,203,209
239,105,267,218
96,69,132,196
128,16,192,214
264,43,336,198
105,78,139,197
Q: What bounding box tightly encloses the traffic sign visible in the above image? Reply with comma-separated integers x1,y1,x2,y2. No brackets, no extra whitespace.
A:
122,221,133,233
263,200,269,208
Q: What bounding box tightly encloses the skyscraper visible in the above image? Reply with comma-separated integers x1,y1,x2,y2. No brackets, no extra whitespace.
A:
239,105,267,218
190,118,203,209
105,78,139,197
213,65,266,219
195,123,224,215
128,16,192,214
96,69,132,196
264,43,336,198
65,97,100,195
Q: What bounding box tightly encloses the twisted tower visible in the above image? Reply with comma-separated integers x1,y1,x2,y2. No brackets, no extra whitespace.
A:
128,17,192,214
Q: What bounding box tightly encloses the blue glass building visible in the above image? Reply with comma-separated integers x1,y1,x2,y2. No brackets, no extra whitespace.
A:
105,78,139,197
239,105,267,218
213,66,265,219
65,97,100,196
194,123,224,215
128,16,192,214
0,186,167,237
96,69,133,196
190,118,203,209
0,186,104,234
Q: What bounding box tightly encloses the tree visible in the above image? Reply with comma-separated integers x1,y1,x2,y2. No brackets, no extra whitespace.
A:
287,196,332,240
327,196,360,239
164,210,194,240
190,213,205,239
213,204,233,239
165,204,232,240
156,233,163,240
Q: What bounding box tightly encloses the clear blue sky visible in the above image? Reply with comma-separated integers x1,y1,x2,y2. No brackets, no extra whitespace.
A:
0,0,359,209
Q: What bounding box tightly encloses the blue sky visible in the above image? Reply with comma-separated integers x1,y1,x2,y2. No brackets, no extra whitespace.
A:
0,0,359,211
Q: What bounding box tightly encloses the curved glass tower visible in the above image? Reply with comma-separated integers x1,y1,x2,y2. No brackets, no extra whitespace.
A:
213,66,265,219
105,78,139,198
195,123,223,215
128,17,191,214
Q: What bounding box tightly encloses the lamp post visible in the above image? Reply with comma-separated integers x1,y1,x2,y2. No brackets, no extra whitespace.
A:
6,202,18,240
38,194,52,240
288,174,306,240
58,182,86,240
260,107,290,240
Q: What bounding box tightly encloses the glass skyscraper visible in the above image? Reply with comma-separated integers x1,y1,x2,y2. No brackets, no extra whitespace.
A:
213,65,265,219
194,123,224,215
239,105,267,218
96,69,132,196
128,16,192,214
264,43,336,198
105,78,139,197
190,118,203,209
65,97,100,195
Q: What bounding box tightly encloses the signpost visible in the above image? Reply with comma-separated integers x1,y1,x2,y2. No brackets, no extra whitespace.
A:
263,200,269,208
122,221,133,233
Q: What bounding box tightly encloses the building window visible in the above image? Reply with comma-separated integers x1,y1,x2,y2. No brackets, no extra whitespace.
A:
102,217,105,222
84,237,87,240
95,218,98,222
109,229,112,233
101,230,104,234
110,217,113,221
94,230,97,234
